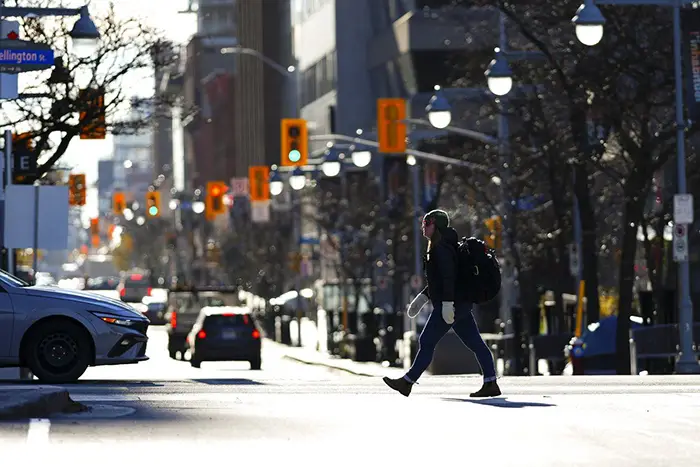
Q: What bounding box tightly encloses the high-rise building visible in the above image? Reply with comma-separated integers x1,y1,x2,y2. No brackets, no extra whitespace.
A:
232,0,294,176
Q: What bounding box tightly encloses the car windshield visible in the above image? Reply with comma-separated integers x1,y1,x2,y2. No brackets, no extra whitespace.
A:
0,269,29,287
201,297,226,307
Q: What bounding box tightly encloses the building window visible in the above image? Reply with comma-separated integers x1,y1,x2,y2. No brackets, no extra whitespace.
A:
300,49,337,107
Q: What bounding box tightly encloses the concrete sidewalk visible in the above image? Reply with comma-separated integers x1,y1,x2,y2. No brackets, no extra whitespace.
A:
0,385,85,420
265,339,403,378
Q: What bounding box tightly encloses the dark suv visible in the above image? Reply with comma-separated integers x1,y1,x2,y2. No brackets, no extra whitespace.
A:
186,306,262,370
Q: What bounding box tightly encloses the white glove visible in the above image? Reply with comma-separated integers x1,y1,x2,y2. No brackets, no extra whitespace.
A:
441,301,455,324
407,293,429,318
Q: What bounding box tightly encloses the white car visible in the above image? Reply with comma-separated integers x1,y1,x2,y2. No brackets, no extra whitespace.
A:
0,269,149,383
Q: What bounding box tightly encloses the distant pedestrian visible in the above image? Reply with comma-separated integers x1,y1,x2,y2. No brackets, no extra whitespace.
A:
383,209,501,398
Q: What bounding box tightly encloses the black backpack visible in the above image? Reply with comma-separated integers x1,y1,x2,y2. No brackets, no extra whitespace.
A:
456,236,501,304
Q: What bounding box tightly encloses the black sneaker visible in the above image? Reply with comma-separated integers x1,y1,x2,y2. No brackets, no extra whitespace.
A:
470,380,501,398
383,376,413,397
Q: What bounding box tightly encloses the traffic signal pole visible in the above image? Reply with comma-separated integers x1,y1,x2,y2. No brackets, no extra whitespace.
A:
4,130,13,274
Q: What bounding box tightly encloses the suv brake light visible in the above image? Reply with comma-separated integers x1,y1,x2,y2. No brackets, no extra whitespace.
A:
119,288,125,297
252,329,260,339
170,311,177,328
197,330,206,339
147,287,152,296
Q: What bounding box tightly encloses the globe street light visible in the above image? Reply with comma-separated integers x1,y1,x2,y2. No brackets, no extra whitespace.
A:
571,0,606,46
289,167,306,191
351,149,372,168
321,150,342,177
485,48,513,96
69,6,101,57
269,170,284,196
192,201,205,214
426,86,452,129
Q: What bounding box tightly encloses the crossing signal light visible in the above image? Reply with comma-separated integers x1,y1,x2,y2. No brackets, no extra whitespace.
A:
280,118,307,167
484,216,502,250
68,173,87,206
145,191,161,217
377,98,407,153
113,192,126,215
205,181,227,220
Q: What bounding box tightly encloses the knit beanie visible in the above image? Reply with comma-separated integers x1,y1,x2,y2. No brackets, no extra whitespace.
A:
423,209,450,231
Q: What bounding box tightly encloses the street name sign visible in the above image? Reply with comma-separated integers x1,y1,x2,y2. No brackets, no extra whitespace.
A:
0,38,54,74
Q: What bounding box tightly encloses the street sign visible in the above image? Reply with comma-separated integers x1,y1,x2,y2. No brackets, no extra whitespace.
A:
0,38,54,74
410,275,423,290
248,166,270,202
251,200,270,223
674,194,694,225
568,243,580,276
230,177,249,197
673,223,689,262
4,185,68,249
0,22,19,99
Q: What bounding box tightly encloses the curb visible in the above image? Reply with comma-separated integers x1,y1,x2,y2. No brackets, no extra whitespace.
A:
282,354,377,377
0,389,87,420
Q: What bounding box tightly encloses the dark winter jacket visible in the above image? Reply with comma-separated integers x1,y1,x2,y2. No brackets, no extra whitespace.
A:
421,227,459,303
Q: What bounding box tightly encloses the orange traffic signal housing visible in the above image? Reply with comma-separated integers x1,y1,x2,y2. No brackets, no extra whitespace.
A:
79,88,106,140
280,119,308,167
113,192,126,215
205,181,227,220
248,166,270,202
69,174,87,206
377,98,407,153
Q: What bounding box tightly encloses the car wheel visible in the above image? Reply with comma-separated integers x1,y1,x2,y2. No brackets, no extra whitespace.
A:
250,356,261,370
190,359,201,368
25,321,91,384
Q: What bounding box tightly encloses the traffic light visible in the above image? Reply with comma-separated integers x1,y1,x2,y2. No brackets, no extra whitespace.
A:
68,174,87,206
79,87,106,140
280,118,308,166
90,218,99,236
145,191,161,217
484,216,502,250
113,192,126,215
205,181,227,220
377,98,407,153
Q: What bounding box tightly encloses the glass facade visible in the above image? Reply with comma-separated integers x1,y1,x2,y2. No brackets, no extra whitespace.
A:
301,49,337,107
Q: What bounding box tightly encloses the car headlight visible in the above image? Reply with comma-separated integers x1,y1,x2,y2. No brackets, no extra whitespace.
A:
90,311,142,328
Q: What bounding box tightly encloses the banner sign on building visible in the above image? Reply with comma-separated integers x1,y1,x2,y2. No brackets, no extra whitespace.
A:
683,9,700,121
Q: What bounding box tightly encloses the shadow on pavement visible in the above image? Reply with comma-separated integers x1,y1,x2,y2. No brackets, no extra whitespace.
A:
0,379,165,387
191,378,264,385
442,397,556,408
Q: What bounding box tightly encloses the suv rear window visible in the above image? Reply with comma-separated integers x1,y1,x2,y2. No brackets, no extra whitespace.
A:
204,314,254,328
125,278,149,287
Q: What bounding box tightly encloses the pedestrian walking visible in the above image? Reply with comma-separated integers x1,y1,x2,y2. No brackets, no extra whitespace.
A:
383,209,501,398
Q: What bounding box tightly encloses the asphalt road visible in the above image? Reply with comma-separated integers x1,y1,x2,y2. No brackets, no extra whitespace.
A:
1,327,700,467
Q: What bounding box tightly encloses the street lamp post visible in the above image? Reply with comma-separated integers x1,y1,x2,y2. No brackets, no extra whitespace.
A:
572,0,699,373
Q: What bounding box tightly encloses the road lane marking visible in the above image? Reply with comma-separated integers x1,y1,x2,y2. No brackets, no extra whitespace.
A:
27,418,50,444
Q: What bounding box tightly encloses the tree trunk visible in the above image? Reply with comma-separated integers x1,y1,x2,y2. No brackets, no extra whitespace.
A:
548,159,573,332
573,163,602,324
641,215,665,321
615,188,646,375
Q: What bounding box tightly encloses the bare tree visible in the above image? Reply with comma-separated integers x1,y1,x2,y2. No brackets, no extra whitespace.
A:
1,1,175,180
